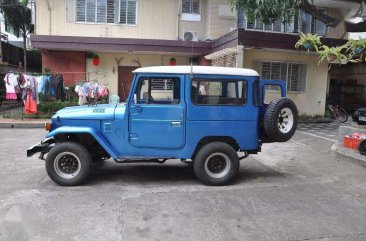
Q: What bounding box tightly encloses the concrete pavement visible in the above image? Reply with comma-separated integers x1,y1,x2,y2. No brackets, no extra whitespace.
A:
0,129,365,241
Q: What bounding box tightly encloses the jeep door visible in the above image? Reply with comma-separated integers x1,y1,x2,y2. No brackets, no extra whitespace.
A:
128,75,185,149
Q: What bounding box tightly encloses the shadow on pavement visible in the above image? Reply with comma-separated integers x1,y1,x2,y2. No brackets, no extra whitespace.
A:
84,158,286,186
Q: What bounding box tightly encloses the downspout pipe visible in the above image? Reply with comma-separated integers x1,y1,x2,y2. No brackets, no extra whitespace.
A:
46,0,52,35
177,0,181,40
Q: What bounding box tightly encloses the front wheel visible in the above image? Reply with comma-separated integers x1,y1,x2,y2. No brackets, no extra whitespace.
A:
45,142,92,186
335,108,348,123
193,142,239,186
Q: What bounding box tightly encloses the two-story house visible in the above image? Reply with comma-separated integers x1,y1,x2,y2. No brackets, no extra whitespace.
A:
30,0,361,115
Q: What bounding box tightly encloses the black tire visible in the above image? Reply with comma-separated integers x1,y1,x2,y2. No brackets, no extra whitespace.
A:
335,108,348,123
45,142,92,186
193,142,239,186
359,139,366,155
264,97,298,142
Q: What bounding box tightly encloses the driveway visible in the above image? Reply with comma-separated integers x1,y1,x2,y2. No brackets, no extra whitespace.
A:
0,129,366,241
297,120,352,142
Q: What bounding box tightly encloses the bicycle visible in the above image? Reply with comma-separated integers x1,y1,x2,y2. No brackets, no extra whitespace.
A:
327,104,348,123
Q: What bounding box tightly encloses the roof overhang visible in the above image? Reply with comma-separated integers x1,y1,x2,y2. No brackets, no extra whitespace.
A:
237,29,347,50
30,35,212,56
205,47,237,60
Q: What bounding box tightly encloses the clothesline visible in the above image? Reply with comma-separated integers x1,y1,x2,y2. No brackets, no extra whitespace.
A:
0,71,92,75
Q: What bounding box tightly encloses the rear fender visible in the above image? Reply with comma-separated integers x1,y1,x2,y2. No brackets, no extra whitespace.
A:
46,126,117,159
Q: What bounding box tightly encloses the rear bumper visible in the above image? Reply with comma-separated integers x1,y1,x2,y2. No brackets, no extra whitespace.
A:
27,137,55,157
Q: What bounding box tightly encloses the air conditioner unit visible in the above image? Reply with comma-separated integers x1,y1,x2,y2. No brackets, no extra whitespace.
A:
183,31,199,41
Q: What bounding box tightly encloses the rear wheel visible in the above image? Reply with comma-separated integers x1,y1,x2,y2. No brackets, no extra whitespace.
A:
193,142,239,186
335,108,348,123
46,142,92,186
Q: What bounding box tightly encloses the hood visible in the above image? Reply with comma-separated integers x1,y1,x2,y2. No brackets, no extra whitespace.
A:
53,104,125,120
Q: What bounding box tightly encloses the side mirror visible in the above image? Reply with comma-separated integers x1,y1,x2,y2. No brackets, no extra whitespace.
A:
134,94,137,105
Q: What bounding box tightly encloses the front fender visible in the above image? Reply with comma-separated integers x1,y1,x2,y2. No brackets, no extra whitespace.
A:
47,126,118,159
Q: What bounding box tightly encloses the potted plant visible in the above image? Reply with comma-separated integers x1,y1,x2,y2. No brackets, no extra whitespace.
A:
318,45,347,65
346,39,366,57
295,32,322,52
92,54,100,66
169,57,177,66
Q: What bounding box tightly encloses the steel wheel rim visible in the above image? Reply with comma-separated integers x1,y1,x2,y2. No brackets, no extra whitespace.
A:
54,152,81,179
278,107,294,134
204,153,231,179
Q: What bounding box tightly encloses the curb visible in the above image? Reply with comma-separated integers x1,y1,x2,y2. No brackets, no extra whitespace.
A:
331,143,366,168
0,122,45,128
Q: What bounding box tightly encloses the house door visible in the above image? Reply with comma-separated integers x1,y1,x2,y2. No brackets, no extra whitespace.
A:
118,66,137,101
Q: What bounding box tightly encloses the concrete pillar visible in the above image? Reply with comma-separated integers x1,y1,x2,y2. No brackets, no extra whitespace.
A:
236,45,244,68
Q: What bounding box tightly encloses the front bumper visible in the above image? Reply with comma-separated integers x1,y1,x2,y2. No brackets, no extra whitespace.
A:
27,137,55,158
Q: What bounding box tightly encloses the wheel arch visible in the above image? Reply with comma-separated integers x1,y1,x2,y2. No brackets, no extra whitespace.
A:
46,126,116,159
192,136,240,159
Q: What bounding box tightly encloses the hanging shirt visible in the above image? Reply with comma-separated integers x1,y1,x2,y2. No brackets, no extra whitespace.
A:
36,76,44,93
4,73,19,100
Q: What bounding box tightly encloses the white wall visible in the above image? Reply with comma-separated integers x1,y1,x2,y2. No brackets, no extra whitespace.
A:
86,52,190,95
243,49,329,115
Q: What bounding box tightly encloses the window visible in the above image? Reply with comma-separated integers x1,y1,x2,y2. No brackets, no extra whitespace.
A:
120,0,137,24
238,9,327,35
182,0,200,14
75,0,136,24
191,80,247,105
261,61,306,92
135,78,180,105
4,19,16,35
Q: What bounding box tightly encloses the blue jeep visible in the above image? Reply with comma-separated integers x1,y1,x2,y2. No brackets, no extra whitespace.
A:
27,66,298,186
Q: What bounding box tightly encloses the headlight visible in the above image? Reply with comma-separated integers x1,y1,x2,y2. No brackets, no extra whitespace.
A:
45,122,52,131
354,111,360,116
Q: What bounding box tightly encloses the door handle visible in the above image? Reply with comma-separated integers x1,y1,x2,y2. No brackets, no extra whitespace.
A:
130,106,142,115
171,121,182,127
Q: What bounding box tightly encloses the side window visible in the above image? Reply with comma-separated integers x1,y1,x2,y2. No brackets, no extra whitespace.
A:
135,77,180,105
191,79,247,105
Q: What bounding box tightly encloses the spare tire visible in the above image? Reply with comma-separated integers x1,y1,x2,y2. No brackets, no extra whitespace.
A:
264,97,298,142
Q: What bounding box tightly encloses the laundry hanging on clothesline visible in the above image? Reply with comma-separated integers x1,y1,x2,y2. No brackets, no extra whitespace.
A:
3,73,66,114
3,73,20,100
74,81,109,106
19,74,38,114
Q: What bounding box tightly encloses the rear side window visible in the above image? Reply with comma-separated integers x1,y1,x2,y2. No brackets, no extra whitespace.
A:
191,79,247,105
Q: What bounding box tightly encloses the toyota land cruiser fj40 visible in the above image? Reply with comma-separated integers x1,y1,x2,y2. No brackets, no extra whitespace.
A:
27,66,298,186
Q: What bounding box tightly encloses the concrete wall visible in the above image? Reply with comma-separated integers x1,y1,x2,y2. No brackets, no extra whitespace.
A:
243,49,329,115
179,0,207,41
205,0,236,40
36,0,218,41
327,8,348,39
85,53,190,95
37,0,178,39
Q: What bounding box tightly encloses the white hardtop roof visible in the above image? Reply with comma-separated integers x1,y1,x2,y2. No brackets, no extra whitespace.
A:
133,66,259,77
